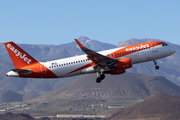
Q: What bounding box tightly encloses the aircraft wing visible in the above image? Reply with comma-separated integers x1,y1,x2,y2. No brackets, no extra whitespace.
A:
75,39,114,67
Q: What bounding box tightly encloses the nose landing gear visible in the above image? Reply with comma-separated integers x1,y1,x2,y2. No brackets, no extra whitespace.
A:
155,66,159,70
153,60,159,70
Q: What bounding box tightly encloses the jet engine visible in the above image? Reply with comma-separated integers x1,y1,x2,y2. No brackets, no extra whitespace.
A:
107,58,132,75
115,58,132,69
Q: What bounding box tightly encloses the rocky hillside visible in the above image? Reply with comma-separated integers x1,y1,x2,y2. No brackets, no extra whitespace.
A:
30,72,180,102
23,91,40,101
0,91,40,103
0,91,23,103
22,73,180,116
108,93,180,120
0,112,34,120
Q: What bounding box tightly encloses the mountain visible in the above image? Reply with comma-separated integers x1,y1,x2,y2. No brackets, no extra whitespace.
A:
0,90,40,103
0,112,34,120
117,38,161,47
58,36,116,52
108,93,180,120
0,91,23,103
30,72,180,102
21,73,180,116
23,91,40,101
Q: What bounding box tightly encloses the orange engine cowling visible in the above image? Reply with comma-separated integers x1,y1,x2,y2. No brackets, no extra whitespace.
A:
109,58,132,75
115,58,132,69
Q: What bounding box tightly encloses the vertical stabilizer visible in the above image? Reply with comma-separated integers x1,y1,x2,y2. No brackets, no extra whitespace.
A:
4,41,38,68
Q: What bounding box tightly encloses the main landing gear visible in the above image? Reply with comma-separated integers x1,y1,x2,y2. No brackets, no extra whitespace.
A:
153,59,159,70
96,73,105,83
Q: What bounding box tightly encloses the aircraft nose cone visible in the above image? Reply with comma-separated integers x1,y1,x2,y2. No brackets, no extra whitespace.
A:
169,47,176,54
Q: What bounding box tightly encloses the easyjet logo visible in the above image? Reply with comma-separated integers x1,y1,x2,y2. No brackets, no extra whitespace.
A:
125,44,150,51
7,44,32,64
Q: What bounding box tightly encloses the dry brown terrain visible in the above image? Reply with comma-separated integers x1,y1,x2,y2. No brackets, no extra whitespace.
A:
108,93,180,120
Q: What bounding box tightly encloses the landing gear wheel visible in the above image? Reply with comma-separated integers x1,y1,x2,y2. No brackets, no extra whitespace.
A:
100,74,105,80
153,60,159,70
155,66,159,70
96,77,101,83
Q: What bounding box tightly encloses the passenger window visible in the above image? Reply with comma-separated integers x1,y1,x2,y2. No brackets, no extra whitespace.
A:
49,67,51,68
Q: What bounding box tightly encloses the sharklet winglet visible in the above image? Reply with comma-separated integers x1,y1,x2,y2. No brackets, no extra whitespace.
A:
75,39,85,49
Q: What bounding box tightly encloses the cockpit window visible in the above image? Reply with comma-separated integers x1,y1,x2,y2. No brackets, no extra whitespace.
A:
162,43,168,46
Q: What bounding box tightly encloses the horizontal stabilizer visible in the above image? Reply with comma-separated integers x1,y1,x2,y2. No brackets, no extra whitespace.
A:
11,69,32,75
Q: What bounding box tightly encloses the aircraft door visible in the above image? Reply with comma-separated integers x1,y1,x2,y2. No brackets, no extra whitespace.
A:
152,43,158,53
40,65,47,74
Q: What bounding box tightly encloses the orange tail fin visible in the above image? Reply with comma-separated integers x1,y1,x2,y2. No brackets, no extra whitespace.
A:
4,41,38,68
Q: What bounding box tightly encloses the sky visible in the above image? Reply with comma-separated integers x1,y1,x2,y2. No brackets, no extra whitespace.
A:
0,0,180,46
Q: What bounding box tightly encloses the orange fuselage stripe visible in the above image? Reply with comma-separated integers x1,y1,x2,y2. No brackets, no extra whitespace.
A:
66,41,164,75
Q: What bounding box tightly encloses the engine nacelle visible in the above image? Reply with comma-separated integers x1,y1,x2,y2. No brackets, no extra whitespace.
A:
107,58,132,75
115,58,132,69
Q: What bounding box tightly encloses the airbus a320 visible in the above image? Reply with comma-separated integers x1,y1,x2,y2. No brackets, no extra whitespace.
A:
4,39,176,83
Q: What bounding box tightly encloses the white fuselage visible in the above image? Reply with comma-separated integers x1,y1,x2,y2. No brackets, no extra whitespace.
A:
41,44,176,78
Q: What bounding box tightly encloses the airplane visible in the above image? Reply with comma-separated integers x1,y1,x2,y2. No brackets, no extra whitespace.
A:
4,39,176,83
